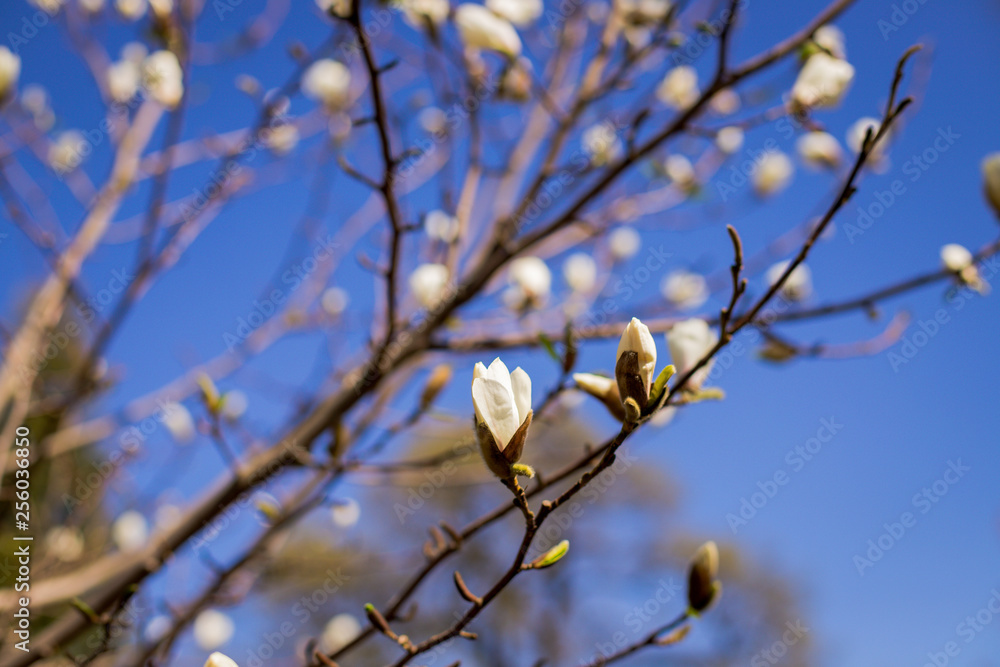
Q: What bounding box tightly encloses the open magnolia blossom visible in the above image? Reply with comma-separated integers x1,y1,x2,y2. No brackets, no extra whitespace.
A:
410,263,450,309
753,151,794,197
661,269,709,310
454,4,522,58
615,317,658,416
766,260,813,302
472,358,533,478
791,52,854,108
303,59,352,110
204,653,239,667
142,50,184,108
812,24,846,59
108,59,142,103
0,47,21,100
657,65,699,110
486,0,542,26
666,318,718,392
797,131,843,169
982,152,1000,219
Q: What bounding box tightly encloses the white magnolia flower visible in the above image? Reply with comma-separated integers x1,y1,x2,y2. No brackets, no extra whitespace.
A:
664,155,696,188
792,53,854,108
409,263,450,309
618,0,671,25
321,614,362,654
400,0,450,28
0,47,21,100
582,122,622,166
657,65,698,110
45,526,85,562
709,88,740,116
193,610,234,651
303,59,352,110
661,270,709,310
715,126,744,155
418,106,447,134
321,287,349,317
80,0,106,12
331,498,361,528
425,209,460,243
108,60,141,103
204,653,239,667
846,116,891,165
149,0,172,19
48,131,87,174
30,0,65,13
573,372,625,422
505,256,551,308
766,260,813,302
472,358,532,475
666,318,718,391
608,226,641,261
317,0,351,18
563,253,597,293
982,152,1000,219
264,123,299,156
115,0,147,20
813,24,846,59
486,0,541,26
940,244,973,273
797,131,842,169
220,390,248,420
142,50,183,108
616,317,657,408
111,510,149,553
454,4,522,58
161,401,195,442
144,615,172,643
753,151,793,197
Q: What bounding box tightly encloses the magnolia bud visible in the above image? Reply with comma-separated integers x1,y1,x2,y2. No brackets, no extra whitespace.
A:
615,318,656,411
420,364,453,410
204,652,239,667
982,153,1000,220
687,541,721,614
529,540,569,569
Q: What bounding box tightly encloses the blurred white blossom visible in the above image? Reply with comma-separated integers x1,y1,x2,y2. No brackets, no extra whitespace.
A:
80,0,106,11
486,0,542,26
608,226,641,261
813,24,846,59
661,270,709,310
563,253,597,293
400,0,450,28
142,50,184,108
320,614,362,654
107,59,141,103
111,510,149,553
0,47,21,101
664,154,696,188
797,131,842,169
48,131,87,174
454,4,522,57
715,126,744,155
981,152,1000,219
409,263,450,309
505,256,551,309
792,52,854,108
303,59,352,110
582,122,622,166
709,88,740,116
657,66,698,110
204,653,239,667
425,209,460,243
116,0,147,20
220,390,248,420
161,401,195,443
331,498,361,528
766,260,813,302
321,287,349,317
753,151,794,197
193,610,234,651
45,526,85,562
264,123,299,156
666,319,717,391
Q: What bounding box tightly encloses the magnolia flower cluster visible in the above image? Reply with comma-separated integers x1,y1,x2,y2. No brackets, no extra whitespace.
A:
791,25,854,109
574,316,718,425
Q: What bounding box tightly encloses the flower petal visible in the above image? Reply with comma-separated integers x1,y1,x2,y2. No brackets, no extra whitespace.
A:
472,377,520,449
510,366,531,423
485,357,514,401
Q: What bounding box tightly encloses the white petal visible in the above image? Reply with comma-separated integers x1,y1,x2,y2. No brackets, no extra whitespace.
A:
510,367,531,423
472,378,520,449
485,357,514,400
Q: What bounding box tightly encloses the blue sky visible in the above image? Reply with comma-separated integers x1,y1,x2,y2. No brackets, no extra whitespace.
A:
2,0,1000,664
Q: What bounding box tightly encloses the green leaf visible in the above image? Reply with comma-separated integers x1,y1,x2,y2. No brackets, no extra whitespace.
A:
538,333,559,363
646,364,676,409
530,540,569,569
